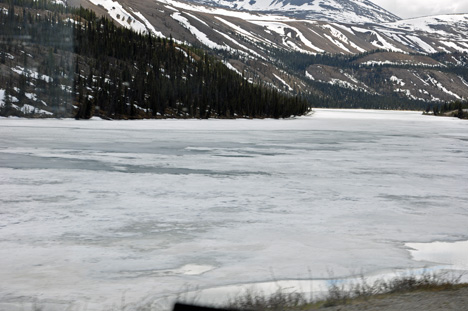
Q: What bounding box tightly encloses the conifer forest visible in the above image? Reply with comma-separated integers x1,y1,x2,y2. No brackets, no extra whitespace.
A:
0,0,310,119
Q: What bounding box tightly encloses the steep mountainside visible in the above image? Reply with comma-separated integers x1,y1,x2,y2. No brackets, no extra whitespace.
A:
185,0,401,24
69,0,468,104
75,0,468,56
0,1,308,118
1,0,467,116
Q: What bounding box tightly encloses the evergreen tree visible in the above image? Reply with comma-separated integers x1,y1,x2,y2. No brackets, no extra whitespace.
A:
457,103,465,119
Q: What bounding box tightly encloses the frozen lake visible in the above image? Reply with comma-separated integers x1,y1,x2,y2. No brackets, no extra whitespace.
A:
1,109,468,310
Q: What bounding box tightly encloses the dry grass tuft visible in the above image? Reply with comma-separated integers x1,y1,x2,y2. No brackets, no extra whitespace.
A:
224,271,465,310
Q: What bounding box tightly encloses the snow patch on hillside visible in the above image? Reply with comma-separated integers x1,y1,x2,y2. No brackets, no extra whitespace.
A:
25,92,37,101
19,104,53,115
427,76,461,100
11,66,52,83
406,35,437,54
273,73,293,91
394,88,418,100
214,30,262,58
323,33,351,53
131,10,165,37
214,17,272,46
223,61,242,75
390,76,405,86
413,73,430,86
331,23,355,35
440,41,468,53
371,32,404,53
249,21,323,53
172,13,228,50
88,0,147,34
305,71,315,80
329,78,366,92
459,76,468,88
343,72,361,85
185,12,209,27
0,89,52,115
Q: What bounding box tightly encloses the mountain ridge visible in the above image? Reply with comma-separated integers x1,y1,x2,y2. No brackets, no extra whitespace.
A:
184,0,401,24
88,0,468,86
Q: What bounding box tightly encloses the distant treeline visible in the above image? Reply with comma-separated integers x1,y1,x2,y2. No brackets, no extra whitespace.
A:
0,0,309,119
432,100,468,119
266,48,468,110
270,48,468,74
304,81,429,110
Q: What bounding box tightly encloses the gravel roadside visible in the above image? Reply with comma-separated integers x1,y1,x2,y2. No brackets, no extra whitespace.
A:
318,287,468,311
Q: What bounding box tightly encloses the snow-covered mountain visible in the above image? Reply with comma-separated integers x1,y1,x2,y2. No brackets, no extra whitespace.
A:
53,0,468,103
381,14,468,41
88,0,468,56
186,0,401,24
3,0,468,117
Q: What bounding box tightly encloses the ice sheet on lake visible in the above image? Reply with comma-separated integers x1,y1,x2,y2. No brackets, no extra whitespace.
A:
406,240,468,270
0,109,468,310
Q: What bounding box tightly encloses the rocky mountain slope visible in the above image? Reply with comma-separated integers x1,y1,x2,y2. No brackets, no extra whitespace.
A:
1,0,467,117
81,0,468,55
73,0,468,103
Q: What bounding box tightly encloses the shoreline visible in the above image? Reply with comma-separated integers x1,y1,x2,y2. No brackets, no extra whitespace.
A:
178,268,468,307
309,284,468,310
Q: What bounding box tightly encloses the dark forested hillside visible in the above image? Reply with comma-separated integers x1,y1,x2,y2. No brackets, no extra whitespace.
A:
0,0,309,119
268,48,468,110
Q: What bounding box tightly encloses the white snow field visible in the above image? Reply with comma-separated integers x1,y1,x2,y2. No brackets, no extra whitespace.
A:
1,109,468,310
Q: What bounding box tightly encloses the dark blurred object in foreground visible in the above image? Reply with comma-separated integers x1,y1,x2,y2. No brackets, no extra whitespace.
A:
173,303,239,311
